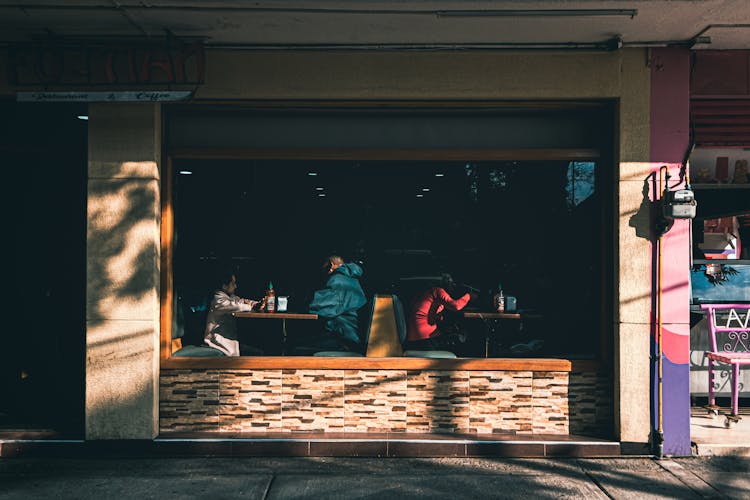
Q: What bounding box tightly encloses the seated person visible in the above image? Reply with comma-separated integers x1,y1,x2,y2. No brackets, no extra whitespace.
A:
308,255,367,353
405,273,475,351
204,271,265,356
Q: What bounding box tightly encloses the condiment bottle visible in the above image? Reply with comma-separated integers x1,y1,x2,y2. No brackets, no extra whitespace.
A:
493,283,505,313
265,282,276,312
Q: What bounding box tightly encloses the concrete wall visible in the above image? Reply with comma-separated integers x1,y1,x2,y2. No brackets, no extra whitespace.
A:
86,103,162,439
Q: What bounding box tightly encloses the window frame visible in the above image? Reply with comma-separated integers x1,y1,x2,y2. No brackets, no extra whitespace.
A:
160,102,612,372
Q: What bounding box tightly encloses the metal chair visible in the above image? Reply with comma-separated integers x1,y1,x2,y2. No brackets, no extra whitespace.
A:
701,303,750,427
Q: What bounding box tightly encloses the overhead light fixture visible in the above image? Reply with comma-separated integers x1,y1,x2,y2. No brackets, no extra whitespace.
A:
178,170,193,175
436,9,637,19
435,173,445,177
77,115,88,120
308,172,318,176
318,193,326,197
315,187,324,191
422,188,431,192
416,194,424,198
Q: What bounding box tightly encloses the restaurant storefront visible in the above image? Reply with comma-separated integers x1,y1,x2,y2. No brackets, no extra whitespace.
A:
688,51,750,420
3,46,694,456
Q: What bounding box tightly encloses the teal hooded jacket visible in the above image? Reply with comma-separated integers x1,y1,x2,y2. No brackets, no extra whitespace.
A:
308,262,367,345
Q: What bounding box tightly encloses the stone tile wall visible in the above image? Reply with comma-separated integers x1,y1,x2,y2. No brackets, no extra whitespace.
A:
160,369,611,436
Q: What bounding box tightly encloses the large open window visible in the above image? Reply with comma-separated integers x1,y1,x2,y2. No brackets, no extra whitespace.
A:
161,103,612,370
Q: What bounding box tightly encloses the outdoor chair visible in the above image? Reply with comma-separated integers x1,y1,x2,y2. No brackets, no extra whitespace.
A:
700,303,750,427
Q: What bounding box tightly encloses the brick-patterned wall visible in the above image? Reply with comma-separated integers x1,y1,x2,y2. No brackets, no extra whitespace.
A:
160,369,611,436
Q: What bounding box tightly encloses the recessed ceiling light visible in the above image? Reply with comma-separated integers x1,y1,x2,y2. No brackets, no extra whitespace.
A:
422,188,431,192
77,115,88,120
435,173,445,177
318,193,326,197
178,170,193,175
416,194,424,198
315,187,324,190
308,172,318,176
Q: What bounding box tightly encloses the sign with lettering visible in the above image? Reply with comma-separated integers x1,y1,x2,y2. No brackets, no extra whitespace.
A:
17,90,194,102
8,41,204,87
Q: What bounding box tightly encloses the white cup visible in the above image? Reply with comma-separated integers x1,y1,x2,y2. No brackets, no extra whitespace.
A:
277,296,288,312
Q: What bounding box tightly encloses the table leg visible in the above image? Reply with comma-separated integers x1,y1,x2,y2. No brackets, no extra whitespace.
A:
281,318,287,355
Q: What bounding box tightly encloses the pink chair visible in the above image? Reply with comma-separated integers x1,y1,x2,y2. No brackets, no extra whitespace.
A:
700,304,750,427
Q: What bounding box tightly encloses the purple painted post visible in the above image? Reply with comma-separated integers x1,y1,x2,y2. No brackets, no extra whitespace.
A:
650,47,692,456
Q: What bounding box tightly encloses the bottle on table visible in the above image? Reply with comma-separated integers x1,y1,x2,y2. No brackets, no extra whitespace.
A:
493,283,505,313
265,282,276,312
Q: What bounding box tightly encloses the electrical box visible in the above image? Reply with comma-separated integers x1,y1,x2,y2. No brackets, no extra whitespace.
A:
663,189,697,219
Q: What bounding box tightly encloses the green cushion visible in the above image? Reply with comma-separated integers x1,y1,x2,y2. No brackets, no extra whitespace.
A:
173,345,226,357
403,350,457,359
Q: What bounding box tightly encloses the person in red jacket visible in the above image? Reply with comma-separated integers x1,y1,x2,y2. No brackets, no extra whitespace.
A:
406,273,475,350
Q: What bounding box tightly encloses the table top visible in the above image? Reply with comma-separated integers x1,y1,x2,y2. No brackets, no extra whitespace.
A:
234,311,319,320
463,311,522,319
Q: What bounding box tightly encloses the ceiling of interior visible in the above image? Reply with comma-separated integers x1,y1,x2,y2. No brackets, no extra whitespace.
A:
1,1,749,50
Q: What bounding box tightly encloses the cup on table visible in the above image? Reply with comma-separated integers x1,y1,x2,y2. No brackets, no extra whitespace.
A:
277,296,288,312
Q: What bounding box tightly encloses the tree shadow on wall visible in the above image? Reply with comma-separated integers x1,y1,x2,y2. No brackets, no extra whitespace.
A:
87,178,159,328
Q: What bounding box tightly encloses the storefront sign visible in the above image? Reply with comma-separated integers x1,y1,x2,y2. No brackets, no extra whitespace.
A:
8,41,204,86
16,90,194,102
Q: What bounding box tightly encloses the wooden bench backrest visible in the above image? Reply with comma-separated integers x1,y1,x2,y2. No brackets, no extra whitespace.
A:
365,295,405,357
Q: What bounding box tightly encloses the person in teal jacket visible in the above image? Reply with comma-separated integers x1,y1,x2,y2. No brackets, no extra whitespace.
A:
308,255,367,352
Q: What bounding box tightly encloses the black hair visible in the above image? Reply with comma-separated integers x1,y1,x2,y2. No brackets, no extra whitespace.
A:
440,273,456,291
217,267,237,287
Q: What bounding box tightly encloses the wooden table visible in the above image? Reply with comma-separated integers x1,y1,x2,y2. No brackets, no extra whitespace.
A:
463,311,523,357
234,311,319,354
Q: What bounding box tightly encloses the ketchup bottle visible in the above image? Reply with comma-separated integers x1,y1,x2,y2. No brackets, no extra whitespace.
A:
265,282,276,312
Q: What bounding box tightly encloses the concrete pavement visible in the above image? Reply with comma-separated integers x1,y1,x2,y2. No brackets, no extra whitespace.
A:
1,456,749,499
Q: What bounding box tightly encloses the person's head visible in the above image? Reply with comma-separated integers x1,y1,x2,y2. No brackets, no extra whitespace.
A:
440,273,456,292
219,270,238,295
323,255,344,275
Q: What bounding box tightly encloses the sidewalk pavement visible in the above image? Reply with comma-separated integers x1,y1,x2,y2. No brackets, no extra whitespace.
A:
1,456,748,499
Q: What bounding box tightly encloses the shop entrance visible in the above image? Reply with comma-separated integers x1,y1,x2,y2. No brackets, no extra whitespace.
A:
0,102,87,436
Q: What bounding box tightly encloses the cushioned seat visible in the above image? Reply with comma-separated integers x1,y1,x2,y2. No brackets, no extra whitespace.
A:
313,351,365,357
391,294,457,358
311,298,373,357
172,345,226,357
403,350,457,359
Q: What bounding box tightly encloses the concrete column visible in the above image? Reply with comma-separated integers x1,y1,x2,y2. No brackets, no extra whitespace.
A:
616,49,653,453
86,103,161,439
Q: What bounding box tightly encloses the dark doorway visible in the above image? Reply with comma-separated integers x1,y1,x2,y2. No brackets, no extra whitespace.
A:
0,102,87,436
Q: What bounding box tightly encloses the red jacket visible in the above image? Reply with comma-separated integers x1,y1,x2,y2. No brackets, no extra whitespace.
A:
407,287,471,341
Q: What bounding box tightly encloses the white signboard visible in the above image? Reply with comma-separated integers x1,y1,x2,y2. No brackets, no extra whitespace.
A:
17,91,193,102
